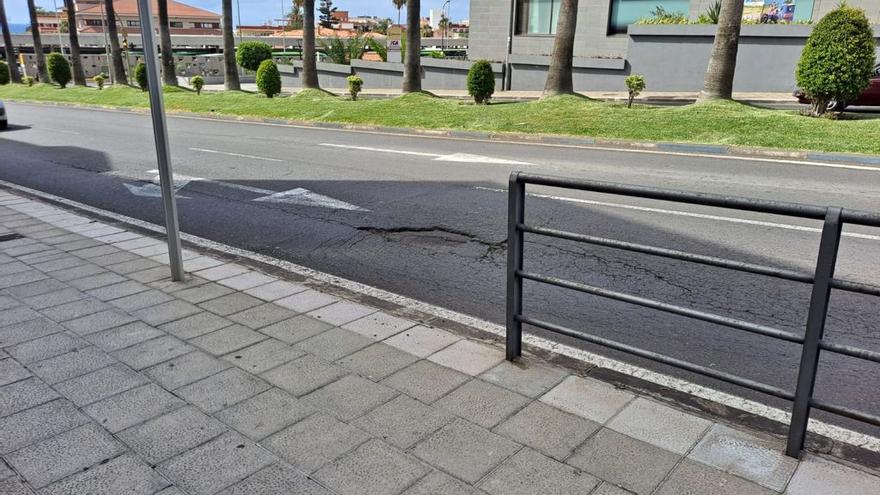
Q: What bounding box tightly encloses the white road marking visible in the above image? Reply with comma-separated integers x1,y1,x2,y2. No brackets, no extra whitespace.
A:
475,186,880,241
254,188,367,211
188,147,285,162
319,143,535,165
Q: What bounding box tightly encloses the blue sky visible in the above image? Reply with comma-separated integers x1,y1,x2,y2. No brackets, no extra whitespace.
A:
5,1,471,25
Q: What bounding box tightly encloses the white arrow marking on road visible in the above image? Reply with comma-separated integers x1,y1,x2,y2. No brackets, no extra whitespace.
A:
189,147,285,162
253,188,367,211
123,182,191,199
319,143,534,165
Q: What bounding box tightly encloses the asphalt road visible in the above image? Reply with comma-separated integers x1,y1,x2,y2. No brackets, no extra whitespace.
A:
2,102,879,437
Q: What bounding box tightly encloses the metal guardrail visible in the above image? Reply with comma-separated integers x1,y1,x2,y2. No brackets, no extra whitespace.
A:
504,172,880,458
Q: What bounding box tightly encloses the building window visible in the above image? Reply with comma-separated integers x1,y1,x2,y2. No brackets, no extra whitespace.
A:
127,20,140,27
516,0,561,35
84,19,103,26
608,0,690,34
170,21,183,28
194,22,220,29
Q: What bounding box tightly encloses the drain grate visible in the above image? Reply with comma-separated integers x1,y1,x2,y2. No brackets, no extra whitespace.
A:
0,233,24,242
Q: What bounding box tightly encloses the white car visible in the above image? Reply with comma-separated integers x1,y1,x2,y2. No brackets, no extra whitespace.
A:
0,101,6,130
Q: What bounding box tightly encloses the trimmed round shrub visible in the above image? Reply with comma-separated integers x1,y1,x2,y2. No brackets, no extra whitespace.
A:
256,60,281,98
134,62,148,91
23,75,34,87
625,74,646,108
190,75,205,95
0,61,9,85
467,60,495,104
236,41,273,72
796,6,876,116
93,74,106,90
347,75,363,101
47,53,72,88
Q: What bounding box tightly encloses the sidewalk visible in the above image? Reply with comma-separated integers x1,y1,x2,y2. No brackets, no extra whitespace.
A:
1,189,878,495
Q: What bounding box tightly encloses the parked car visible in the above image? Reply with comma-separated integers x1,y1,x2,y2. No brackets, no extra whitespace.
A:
0,101,6,130
795,64,880,111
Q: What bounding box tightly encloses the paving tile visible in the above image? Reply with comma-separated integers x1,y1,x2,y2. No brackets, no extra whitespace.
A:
0,306,41,328
341,312,416,341
494,401,601,461
198,292,263,316
48,264,106,282
39,298,111,323
113,237,161,251
382,360,471,404
353,395,455,449
217,271,277,291
132,300,202,326
54,363,150,407
274,289,338,313
66,272,127,291
148,275,207,294
567,428,680,495
223,339,305,374
607,398,712,455
174,282,234,304
217,464,331,495
88,253,143,269
383,325,461,358
403,471,484,495
176,367,271,413
479,448,600,495
3,279,67,299
0,458,12,480
689,424,797,491
258,315,332,344
0,377,60,417
303,374,398,421
130,244,169,258
262,354,349,397
315,439,430,495
308,301,377,326
227,303,297,330
127,266,174,284
656,459,776,495
109,289,174,312
157,431,276,495
193,263,251,282
30,256,89,273
39,453,170,495
84,321,164,352
243,279,308,301
29,346,115,384
480,359,568,398
785,454,879,495
336,343,419,380
118,406,229,464
0,318,65,348
6,332,86,364
159,311,233,339
412,419,520,484
179,255,223,272
592,482,635,495
295,327,374,361
428,340,504,376
0,270,47,290
106,258,161,275
62,309,138,336
0,399,89,454
113,335,193,370
82,383,185,433
5,423,125,489
215,388,313,440
0,295,20,311
145,350,232,390
540,375,634,423
262,413,371,473
0,477,31,495
435,379,531,429
85,280,151,301
0,358,30,386
20,288,85,310
69,244,120,259
190,325,267,356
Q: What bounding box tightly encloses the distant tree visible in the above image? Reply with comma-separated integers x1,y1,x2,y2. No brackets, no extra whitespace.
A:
157,0,177,86
190,74,204,94
302,0,320,88
374,18,391,34
222,0,240,90
392,0,407,25
63,0,86,85
543,0,579,96
105,0,127,84
318,0,337,29
236,41,273,71
0,0,22,83
288,0,304,29
402,0,421,93
421,24,433,37
27,0,49,82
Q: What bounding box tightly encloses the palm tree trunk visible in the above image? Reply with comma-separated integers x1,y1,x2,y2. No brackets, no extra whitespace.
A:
402,0,421,93
63,0,87,85
221,0,239,90
543,0,578,97
105,0,126,84
302,0,320,89
27,0,50,82
157,0,177,86
0,0,21,83
699,0,744,100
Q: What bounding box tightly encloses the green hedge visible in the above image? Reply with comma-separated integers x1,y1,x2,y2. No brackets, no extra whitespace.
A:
135,62,148,91
0,61,9,85
236,41,273,72
467,60,495,104
47,53,72,88
256,60,281,98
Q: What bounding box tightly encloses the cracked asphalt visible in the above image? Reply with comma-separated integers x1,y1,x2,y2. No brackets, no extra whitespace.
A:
2,102,879,436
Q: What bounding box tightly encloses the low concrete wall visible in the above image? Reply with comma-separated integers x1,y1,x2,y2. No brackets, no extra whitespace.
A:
279,61,352,89
351,58,503,92
507,55,627,92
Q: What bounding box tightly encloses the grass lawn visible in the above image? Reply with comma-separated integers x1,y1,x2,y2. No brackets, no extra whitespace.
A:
2,83,880,155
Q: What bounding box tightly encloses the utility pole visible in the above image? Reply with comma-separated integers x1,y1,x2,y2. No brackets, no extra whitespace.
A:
99,0,112,83
53,0,63,51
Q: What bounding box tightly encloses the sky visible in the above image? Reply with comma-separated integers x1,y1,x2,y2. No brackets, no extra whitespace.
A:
4,0,471,26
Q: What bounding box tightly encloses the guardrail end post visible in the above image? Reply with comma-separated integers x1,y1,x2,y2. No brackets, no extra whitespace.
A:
506,172,525,361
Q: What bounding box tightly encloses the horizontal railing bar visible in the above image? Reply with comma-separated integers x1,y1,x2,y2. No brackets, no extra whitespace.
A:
514,173,880,228
518,223,814,284
819,340,880,364
830,278,880,298
517,314,795,400
517,270,804,344
809,398,880,427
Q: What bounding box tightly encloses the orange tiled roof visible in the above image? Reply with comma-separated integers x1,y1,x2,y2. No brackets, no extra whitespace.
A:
77,0,219,19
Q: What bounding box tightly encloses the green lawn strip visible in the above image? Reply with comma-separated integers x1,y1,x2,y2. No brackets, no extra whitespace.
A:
3,84,879,155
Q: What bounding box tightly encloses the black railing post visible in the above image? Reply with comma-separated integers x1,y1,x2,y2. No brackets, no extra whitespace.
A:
786,207,843,458
506,172,525,360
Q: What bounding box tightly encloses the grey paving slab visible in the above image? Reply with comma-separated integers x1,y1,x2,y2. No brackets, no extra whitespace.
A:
84,321,164,352
243,280,308,302
785,454,880,495
382,360,471,404
274,289,338,313
54,363,151,406
223,339,305,374
295,327,374,361
592,482,635,495
336,343,419,381
29,346,115,384
6,332,86,364
48,264,106,283
192,263,250,282
607,398,712,455
66,272,128,291
0,358,30,386
567,428,680,495
176,367,271,413
82,383,185,433
428,340,504,376
85,280,151,301
0,295,20,311
435,379,531,429
109,289,174,312
132,300,203,326
353,395,455,449
479,448,600,495
197,292,263,316
39,453,170,495
307,300,377,326
20,288,85,311
30,256,89,274
0,307,41,328
480,359,568,398
118,406,229,465
3,279,67,299
159,311,233,340
0,476,35,494
174,282,234,304
148,276,208,294
190,325,267,356
303,374,398,421
227,303,297,330
112,335,194,370
157,431,276,495
217,271,276,291
403,471,484,495
217,464,331,495
69,244,120,259
144,351,232,390
127,266,175,284
383,325,460,358
106,258,160,275
0,270,48,290
262,413,371,473
412,419,520,484
5,423,126,489
0,399,89,454
341,311,415,341
656,459,776,495
88,251,141,268
0,377,60,417
40,298,111,323
61,309,138,336
215,388,313,440
262,354,349,397
0,318,65,348
0,261,32,278
540,375,635,424
494,401,601,461
258,315,332,344
315,439,430,495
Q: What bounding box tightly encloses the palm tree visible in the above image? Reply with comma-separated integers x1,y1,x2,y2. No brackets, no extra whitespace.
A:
301,0,320,89
402,0,420,93
0,0,20,83
699,0,745,100
27,0,49,82
221,0,239,90
63,0,87,85
157,0,177,86
392,0,407,25
105,0,127,84
543,0,578,97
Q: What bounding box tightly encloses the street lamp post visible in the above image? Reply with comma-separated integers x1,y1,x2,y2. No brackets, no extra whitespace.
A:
441,0,450,52
52,0,63,51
